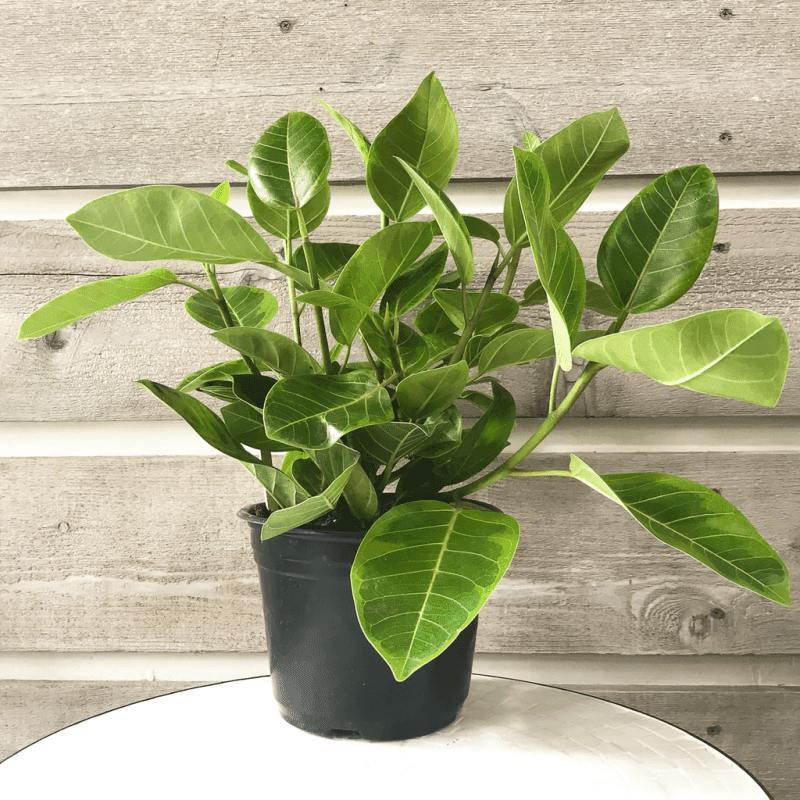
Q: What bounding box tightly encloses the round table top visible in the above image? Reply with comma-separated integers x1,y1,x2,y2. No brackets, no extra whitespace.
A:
1,674,767,799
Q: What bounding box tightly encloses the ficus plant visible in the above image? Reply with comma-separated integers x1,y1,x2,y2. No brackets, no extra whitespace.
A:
19,72,791,682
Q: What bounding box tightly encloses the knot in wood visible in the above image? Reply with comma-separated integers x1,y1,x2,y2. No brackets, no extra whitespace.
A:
278,19,293,33
718,131,733,143
718,8,734,20
706,725,722,736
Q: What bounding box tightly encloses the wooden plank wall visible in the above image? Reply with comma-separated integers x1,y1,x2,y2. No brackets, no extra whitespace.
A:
1,2,798,797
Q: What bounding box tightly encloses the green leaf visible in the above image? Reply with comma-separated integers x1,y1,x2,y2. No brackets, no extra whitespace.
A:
503,176,529,250
414,301,458,335
317,98,371,163
248,112,331,210
247,179,330,241
360,314,429,374
66,186,277,265
535,108,630,226
396,159,474,285
18,268,179,340
282,452,326,496
567,456,790,606
225,159,249,176
212,327,322,376
436,271,461,290
380,245,449,318
263,370,394,449
245,462,309,509
597,165,719,314
477,328,555,375
573,309,790,407
176,360,260,393
584,279,623,317
137,380,263,464
351,500,520,680
232,374,276,409
422,332,461,365
257,447,361,539
413,405,463,458
396,361,469,420
522,131,541,151
329,221,433,344
293,242,360,283
514,147,586,371
221,401,285,450
184,286,278,331
366,72,458,222
350,421,431,466
196,380,238,403
432,289,519,336
210,181,230,204
520,279,547,308
295,290,364,311
313,442,378,521
463,216,501,245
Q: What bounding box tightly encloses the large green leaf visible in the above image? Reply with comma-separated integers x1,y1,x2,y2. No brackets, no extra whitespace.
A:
244,462,310,510
432,289,519,336
351,500,520,680
573,309,790,407
514,147,586,371
412,405,463,458
176,359,262,393
477,328,556,376
221,401,286,450
396,361,469,420
350,421,431,466
212,327,322,376
360,314,429,374
329,221,433,344
366,72,458,222
263,370,394,449
584,279,623,317
231,374,277,409
597,165,719,315
66,186,277,265
184,286,278,331
313,442,378,521
567,456,790,606
294,242,360,283
397,159,473,285
317,98,371,163
380,245,449,318
137,380,263,464
248,112,331,210
247,179,330,241
255,447,361,539
414,301,458,335
18,268,178,340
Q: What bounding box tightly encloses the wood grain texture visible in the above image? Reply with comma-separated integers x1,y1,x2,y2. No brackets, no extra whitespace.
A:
3,209,798,420
1,452,796,654
2,1,799,186
1,680,797,799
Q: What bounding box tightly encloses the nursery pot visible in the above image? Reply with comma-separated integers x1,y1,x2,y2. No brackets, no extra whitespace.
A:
239,496,489,741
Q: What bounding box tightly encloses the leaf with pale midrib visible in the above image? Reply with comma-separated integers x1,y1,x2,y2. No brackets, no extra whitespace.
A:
212,327,321,377
185,286,278,331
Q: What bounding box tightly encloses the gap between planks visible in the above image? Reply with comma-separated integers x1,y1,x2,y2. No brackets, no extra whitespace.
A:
1,174,799,221
0,652,796,687
1,417,798,458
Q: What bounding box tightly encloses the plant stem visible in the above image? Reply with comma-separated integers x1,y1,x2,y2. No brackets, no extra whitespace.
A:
361,334,385,382
295,208,333,374
284,232,302,347
203,264,261,377
340,342,352,372
175,279,218,301
548,363,560,414
380,211,389,229
446,360,605,500
501,248,521,295
510,469,571,478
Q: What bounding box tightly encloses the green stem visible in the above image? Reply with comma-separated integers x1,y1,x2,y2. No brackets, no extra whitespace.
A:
446,360,605,500
501,248,521,295
175,279,217,301
548,363,560,415
380,211,390,229
296,208,333,374
385,322,406,382
361,334,385,382
340,342,352,372
284,232,302,347
510,469,571,478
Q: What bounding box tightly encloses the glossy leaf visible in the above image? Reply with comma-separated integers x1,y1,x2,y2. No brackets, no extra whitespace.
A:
231,374,276,409
66,185,277,265
360,314,429,374
258,447,361,539
519,280,547,308
184,286,278,331
380,245,449,318
396,361,469,420
210,181,230,204
573,309,790,407
248,463,309,510
295,290,364,311
397,159,474,285
212,327,321,376
248,112,331,210
225,159,248,176
247,179,330,241
436,271,461,290
366,72,458,222
422,332,461,365
317,98,371,163
263,370,394,448
137,380,263,464
283,452,326,496
567,456,790,606
433,289,519,336
195,380,238,403
18,268,179,340
313,442,378,521
414,301,458,335
584,279,623,317
350,421,431,466
221,401,285,450
329,221,432,344
503,176,529,249
477,328,556,375
597,165,719,314
176,359,262,393
351,500,520,680
523,131,541,151
294,242,360,283
412,405,463,458
514,146,586,371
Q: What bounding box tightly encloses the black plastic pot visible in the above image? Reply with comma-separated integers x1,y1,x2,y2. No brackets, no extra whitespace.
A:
239,497,490,741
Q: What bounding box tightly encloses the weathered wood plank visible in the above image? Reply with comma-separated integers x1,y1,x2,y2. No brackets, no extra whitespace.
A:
3,209,798,420
3,1,799,186
1,453,796,653
2,680,797,800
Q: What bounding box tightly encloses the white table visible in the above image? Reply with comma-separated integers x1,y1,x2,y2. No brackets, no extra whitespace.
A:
0,674,769,799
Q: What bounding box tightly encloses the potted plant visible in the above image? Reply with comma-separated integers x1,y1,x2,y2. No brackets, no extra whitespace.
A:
18,72,791,742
